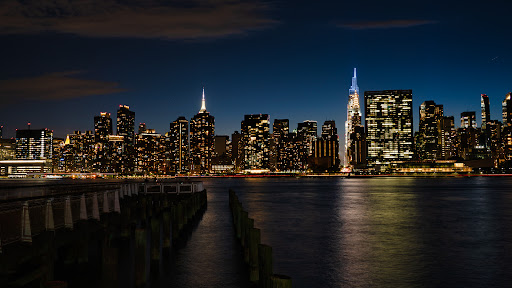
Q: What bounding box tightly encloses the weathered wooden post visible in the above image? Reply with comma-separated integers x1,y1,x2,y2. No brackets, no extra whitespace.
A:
162,196,171,250
150,214,161,261
134,228,147,287
270,274,292,288
79,194,87,220
249,227,261,282
114,190,121,214
64,196,73,230
103,192,110,214
20,201,32,243
258,244,273,288
102,238,119,286
45,199,55,232
92,192,100,221
171,204,179,241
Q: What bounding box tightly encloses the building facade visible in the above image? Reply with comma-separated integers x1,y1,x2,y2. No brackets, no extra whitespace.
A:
241,114,270,171
190,89,215,174
365,90,414,169
344,68,364,168
417,101,443,161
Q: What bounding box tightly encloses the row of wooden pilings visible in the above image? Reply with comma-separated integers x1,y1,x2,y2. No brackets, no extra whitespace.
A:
0,183,208,287
229,189,292,288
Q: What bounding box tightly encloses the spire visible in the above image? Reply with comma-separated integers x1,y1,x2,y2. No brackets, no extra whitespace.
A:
349,68,359,95
199,87,207,113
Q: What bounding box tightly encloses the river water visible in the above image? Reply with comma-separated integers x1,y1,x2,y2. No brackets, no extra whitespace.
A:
3,177,512,287
179,177,512,288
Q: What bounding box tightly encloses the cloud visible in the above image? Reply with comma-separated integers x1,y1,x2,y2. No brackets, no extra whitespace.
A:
338,19,438,30
0,0,277,39
0,71,126,105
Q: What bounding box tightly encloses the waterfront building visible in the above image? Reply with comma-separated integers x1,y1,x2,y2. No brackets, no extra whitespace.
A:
60,130,95,172
364,90,414,169
437,116,457,160
190,88,215,174
460,111,477,129
94,112,113,143
214,135,230,157
503,92,512,126
168,116,190,174
138,123,147,134
481,94,490,130
297,120,317,156
310,120,341,172
417,101,444,161
16,128,53,160
231,131,243,172
344,68,365,168
241,114,270,172
280,132,307,172
212,135,233,173
272,119,289,172
487,120,503,167
0,138,15,160
136,130,166,174
117,105,135,174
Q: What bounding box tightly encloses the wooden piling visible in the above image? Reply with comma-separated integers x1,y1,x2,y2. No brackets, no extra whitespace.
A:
249,227,261,282
134,228,147,287
258,244,273,288
150,215,160,261
270,274,292,288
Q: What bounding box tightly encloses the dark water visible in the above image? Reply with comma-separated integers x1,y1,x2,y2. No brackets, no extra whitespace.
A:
177,177,512,288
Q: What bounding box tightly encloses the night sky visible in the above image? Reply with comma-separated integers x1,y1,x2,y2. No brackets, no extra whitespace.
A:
0,0,511,140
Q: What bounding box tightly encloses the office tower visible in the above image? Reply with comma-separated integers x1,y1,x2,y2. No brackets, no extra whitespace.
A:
345,68,364,167
0,138,16,160
241,114,270,171
437,116,456,159
61,130,95,172
231,131,243,172
16,128,53,160
168,116,189,174
117,105,135,144
321,120,337,141
272,119,289,172
136,129,166,174
503,92,512,126
116,105,135,174
460,111,477,129
417,101,443,161
214,136,229,157
365,90,414,169
297,120,318,156
487,120,502,167
190,88,215,174
138,123,147,134
481,94,490,130
94,112,113,143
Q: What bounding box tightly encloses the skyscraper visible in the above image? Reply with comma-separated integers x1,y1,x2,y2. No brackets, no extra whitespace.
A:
297,120,317,157
241,114,270,171
117,105,136,145
460,111,477,129
481,94,490,130
503,92,512,126
190,88,215,174
16,128,53,160
437,116,456,159
417,101,443,160
365,90,413,169
311,120,340,171
116,105,136,174
94,112,113,143
345,68,365,168
168,116,189,174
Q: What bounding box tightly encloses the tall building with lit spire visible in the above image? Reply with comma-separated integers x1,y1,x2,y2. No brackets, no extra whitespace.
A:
344,68,365,168
190,87,215,174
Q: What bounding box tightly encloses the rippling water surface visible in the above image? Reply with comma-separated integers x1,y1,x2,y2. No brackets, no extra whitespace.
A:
184,177,512,288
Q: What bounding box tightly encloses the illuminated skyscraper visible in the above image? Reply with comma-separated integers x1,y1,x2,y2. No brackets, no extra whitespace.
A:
16,128,53,160
345,68,365,167
241,114,270,171
116,105,135,174
481,94,490,130
503,92,512,126
365,90,413,169
190,88,215,174
460,111,477,129
417,101,443,160
136,129,166,174
311,120,340,171
94,112,112,143
437,116,456,159
272,119,289,171
168,116,189,174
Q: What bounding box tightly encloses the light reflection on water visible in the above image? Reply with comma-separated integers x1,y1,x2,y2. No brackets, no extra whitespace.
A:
198,177,512,288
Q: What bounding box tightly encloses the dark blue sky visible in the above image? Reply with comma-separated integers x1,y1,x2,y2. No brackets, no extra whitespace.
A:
0,0,511,140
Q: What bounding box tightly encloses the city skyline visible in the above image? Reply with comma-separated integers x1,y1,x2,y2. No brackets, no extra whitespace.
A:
1,0,511,140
